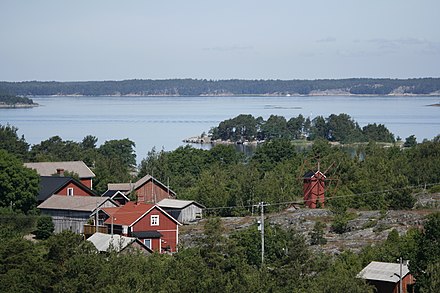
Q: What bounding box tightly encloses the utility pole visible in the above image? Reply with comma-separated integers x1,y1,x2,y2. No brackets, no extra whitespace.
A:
399,257,403,293
95,201,99,233
261,202,265,265
255,202,268,265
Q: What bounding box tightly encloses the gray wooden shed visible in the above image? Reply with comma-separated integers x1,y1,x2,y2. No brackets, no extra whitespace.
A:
157,199,204,224
38,195,117,234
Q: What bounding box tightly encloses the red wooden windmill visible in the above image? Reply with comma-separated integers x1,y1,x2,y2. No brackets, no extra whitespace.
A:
301,160,338,209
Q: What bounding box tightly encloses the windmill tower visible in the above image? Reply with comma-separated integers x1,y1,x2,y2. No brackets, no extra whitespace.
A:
302,161,337,209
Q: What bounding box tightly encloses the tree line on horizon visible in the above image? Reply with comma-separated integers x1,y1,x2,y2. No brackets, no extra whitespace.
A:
1,78,440,96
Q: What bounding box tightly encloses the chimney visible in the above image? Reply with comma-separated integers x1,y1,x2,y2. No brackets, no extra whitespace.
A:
56,168,64,177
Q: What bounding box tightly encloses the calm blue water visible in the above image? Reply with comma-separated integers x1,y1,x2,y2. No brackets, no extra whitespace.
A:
1,95,439,161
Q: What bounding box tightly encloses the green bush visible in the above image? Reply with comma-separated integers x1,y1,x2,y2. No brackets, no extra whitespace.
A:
34,216,54,240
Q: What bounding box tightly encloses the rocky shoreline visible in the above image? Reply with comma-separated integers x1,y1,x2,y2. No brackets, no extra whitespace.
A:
183,135,261,146
0,103,39,109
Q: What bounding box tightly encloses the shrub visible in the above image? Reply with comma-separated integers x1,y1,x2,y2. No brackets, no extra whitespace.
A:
34,216,54,239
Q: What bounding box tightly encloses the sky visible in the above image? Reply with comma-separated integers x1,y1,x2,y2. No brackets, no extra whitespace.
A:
1,0,439,81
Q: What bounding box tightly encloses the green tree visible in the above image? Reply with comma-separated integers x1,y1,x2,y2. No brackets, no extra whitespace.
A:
287,114,306,139
310,221,327,245
412,212,440,292
30,136,82,162
98,138,136,168
0,150,39,214
309,115,327,140
404,135,417,147
0,124,29,160
326,113,363,143
362,123,395,143
34,216,54,240
260,115,289,140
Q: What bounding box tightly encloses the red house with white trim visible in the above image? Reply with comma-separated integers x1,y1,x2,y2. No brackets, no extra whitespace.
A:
37,176,97,204
101,202,181,253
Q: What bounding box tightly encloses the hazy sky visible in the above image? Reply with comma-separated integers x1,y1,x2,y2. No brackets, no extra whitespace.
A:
1,0,439,81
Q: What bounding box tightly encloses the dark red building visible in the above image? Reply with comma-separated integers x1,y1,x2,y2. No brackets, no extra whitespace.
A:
303,170,326,208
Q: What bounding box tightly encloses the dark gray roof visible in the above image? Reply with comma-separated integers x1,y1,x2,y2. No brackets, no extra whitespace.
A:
38,176,72,202
132,231,162,238
38,176,97,202
102,189,118,197
303,170,327,179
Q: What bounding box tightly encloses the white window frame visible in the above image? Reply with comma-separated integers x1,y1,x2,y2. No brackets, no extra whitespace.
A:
151,215,159,226
67,187,74,196
144,239,152,249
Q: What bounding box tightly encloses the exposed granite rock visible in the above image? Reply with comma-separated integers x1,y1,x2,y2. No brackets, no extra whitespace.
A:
179,208,438,254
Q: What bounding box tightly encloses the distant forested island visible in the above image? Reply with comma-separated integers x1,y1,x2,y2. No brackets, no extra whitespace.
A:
0,94,37,108
1,78,440,96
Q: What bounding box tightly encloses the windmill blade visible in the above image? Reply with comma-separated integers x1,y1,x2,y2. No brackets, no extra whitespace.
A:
323,161,336,175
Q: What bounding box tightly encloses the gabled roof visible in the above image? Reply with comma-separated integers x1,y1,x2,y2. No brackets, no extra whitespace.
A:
107,183,132,192
357,261,410,283
158,198,205,209
102,190,130,202
107,175,176,196
37,195,117,212
87,232,152,253
102,202,181,227
24,161,95,178
38,176,97,202
303,170,327,179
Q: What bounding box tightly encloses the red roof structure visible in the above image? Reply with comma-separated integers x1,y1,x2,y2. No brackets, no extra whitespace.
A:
101,202,181,253
103,202,154,226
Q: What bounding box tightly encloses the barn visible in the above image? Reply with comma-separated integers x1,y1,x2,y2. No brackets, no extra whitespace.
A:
38,195,117,234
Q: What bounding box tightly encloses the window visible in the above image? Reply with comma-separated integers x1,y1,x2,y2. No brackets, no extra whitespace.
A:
144,239,151,249
67,188,74,196
151,215,159,226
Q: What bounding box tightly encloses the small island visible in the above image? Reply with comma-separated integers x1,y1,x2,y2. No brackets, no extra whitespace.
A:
0,94,38,108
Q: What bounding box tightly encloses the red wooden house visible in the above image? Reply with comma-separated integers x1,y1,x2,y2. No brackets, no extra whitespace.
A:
303,170,326,208
107,174,176,204
101,202,181,253
37,176,97,203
